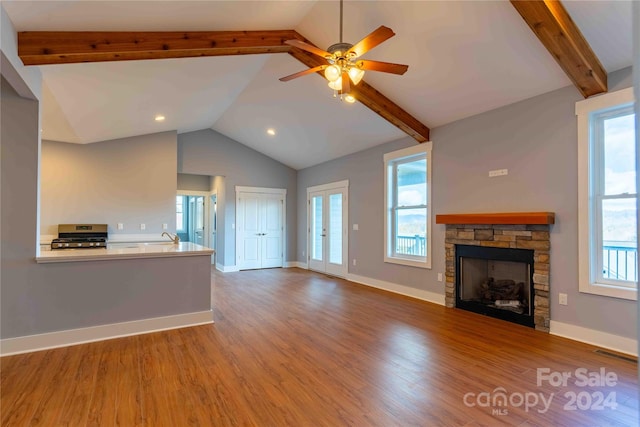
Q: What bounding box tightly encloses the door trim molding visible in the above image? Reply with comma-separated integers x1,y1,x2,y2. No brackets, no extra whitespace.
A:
235,187,287,270
235,186,287,196
306,180,349,194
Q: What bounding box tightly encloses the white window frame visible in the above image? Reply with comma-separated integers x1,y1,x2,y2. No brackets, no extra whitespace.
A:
176,195,187,233
577,87,636,300
384,142,432,269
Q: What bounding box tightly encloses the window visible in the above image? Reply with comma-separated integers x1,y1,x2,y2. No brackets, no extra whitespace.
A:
384,142,432,268
577,87,637,300
176,195,186,232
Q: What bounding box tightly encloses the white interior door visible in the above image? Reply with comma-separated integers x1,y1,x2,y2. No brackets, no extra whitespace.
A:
238,195,262,270
307,183,348,277
237,191,284,270
261,196,284,268
308,191,325,272
210,194,217,264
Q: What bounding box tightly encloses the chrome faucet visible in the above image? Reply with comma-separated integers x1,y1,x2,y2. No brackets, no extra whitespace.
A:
162,232,180,244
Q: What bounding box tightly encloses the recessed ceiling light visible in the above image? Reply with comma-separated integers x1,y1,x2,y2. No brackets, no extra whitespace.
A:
266,128,276,136
155,115,165,122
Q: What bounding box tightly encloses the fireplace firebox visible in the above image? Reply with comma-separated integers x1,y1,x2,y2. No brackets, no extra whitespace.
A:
456,244,535,328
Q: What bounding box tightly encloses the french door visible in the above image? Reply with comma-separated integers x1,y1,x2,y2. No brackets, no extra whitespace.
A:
307,181,348,277
237,190,284,270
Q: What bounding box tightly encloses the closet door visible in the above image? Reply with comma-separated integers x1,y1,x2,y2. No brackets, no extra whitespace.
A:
238,195,262,270
260,195,284,268
237,192,284,270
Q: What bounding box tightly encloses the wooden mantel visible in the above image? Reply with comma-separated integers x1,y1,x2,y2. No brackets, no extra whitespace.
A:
435,212,555,225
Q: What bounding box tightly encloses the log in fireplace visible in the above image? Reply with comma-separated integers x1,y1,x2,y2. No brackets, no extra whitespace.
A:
456,244,534,328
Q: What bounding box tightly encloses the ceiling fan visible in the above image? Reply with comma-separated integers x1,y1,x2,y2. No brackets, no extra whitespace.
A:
279,0,409,103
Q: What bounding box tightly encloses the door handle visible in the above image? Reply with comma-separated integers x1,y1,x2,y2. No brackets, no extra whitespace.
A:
321,234,326,237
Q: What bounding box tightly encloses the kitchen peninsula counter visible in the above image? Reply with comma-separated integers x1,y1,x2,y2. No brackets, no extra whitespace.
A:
36,242,213,263
6,242,215,355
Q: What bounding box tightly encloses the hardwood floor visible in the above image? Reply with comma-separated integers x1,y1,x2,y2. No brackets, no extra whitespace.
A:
1,267,638,426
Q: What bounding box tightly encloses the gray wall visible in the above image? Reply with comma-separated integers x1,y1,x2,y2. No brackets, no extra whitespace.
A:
298,67,636,340
178,129,297,266
1,75,40,338
40,132,177,237
177,173,211,192
1,76,210,340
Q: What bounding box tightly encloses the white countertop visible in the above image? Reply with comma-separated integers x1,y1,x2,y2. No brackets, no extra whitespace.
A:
36,242,214,263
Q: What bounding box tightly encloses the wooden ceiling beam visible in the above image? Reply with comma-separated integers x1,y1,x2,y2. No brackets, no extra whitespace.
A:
17,29,430,142
17,30,299,65
510,0,607,98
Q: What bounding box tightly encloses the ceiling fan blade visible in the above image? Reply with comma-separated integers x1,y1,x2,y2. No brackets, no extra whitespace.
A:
279,65,328,82
341,70,350,94
357,60,408,75
284,39,332,58
347,26,395,58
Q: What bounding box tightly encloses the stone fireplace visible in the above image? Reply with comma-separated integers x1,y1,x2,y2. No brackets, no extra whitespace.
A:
436,213,554,332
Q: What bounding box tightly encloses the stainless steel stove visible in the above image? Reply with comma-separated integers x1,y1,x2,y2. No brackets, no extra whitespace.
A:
51,224,108,249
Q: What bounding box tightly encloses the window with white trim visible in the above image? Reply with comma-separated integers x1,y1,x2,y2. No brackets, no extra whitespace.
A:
577,88,637,300
384,142,432,269
176,195,186,232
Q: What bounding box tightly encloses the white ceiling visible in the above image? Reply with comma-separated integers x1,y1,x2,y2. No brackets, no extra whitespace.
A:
3,1,634,170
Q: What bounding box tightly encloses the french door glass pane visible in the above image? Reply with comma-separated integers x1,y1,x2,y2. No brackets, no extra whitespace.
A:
601,198,637,282
397,159,426,206
329,193,342,264
311,196,323,261
604,113,636,195
395,208,427,256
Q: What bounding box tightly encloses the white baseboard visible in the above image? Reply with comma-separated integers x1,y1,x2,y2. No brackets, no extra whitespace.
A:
216,263,240,273
347,273,445,306
550,320,638,357
0,310,213,356
285,261,307,269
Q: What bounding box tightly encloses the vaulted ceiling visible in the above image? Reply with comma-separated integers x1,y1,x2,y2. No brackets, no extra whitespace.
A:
3,1,634,170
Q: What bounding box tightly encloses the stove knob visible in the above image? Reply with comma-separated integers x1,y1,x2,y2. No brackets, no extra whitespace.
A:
64,243,69,247
89,243,94,247
77,243,82,247
95,242,101,246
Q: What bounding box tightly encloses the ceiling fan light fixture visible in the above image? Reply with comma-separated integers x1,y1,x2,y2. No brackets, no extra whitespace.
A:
328,78,343,91
324,65,341,82
348,67,365,85
344,94,356,103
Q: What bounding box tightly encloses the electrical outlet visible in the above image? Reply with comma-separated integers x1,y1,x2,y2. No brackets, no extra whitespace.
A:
353,259,357,266
437,273,443,282
117,223,124,230
353,224,359,231
140,223,146,231
559,293,568,306
162,223,168,230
